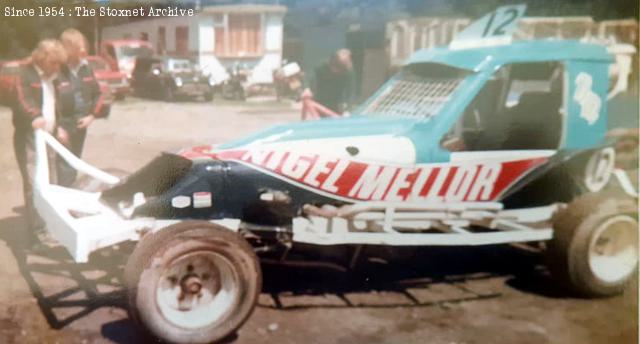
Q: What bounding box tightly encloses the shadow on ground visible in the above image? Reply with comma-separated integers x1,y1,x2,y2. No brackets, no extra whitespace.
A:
0,214,140,342
258,243,567,311
0,213,563,343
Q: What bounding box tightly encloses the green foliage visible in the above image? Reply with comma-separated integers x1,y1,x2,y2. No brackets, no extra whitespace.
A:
0,0,97,59
404,0,638,19
0,0,637,60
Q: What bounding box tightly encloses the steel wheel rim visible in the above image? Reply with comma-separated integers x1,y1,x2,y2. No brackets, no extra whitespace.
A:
588,215,638,284
156,250,240,329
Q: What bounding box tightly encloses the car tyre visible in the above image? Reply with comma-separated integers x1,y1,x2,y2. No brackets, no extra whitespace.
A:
204,91,214,102
547,192,638,297
125,221,261,344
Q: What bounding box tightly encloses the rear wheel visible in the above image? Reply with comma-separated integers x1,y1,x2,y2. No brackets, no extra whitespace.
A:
548,192,638,297
125,221,261,344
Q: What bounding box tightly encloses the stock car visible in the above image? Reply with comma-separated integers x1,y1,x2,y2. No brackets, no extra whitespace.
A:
131,56,215,101
33,6,638,344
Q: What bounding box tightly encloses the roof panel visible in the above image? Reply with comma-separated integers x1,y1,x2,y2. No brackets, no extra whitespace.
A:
405,40,613,72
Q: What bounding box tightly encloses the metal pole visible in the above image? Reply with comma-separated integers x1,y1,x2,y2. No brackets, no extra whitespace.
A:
94,15,99,54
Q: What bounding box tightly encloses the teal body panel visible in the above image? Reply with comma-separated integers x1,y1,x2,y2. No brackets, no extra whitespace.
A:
221,40,613,163
406,40,613,72
403,70,495,163
218,115,421,149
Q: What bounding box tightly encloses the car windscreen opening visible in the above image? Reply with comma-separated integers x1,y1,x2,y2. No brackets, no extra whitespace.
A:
362,63,470,119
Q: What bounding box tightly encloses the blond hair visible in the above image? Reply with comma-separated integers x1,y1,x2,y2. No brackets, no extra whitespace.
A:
330,48,352,71
60,28,88,51
31,39,67,66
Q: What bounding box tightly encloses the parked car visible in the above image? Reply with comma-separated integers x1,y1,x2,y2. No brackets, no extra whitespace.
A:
132,56,215,101
100,39,154,80
87,56,130,100
0,59,26,106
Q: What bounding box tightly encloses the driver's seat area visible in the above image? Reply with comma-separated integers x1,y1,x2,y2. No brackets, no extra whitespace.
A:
502,90,563,150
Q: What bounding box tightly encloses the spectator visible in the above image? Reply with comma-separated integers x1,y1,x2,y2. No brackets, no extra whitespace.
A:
56,28,107,186
12,39,67,243
303,49,355,114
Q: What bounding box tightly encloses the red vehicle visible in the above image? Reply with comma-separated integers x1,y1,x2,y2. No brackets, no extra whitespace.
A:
99,39,154,80
0,59,27,106
87,56,130,100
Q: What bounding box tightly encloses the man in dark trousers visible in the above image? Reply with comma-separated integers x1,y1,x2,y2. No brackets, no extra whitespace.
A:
56,28,108,186
12,39,67,242
303,49,355,114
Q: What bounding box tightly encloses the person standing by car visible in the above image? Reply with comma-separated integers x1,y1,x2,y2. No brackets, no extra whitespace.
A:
302,49,355,114
12,39,67,242
56,28,108,186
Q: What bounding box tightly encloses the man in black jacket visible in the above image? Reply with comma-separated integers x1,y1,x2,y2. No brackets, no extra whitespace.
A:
12,39,67,239
56,28,108,186
302,49,355,114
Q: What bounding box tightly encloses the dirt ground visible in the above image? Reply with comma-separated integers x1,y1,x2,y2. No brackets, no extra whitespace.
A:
0,98,637,344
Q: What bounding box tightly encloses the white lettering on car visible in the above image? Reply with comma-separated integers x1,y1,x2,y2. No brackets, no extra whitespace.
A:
304,157,333,187
467,163,502,201
348,165,397,200
574,72,601,125
321,159,349,193
384,168,415,201
241,149,270,165
425,167,450,202
280,153,312,179
445,165,478,201
265,151,286,170
193,148,545,203
408,167,434,201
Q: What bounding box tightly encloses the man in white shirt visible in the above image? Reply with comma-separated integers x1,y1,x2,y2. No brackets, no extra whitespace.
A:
57,28,107,186
33,65,57,132
12,39,67,244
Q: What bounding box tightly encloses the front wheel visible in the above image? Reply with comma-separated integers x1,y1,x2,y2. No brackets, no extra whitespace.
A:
547,192,638,297
125,221,261,343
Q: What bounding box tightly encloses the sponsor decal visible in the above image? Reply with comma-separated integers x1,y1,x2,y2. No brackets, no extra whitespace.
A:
574,72,601,126
180,146,547,202
584,147,615,192
193,192,212,208
171,195,191,208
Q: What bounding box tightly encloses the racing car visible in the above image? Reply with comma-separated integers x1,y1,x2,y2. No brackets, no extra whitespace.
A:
33,6,638,344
